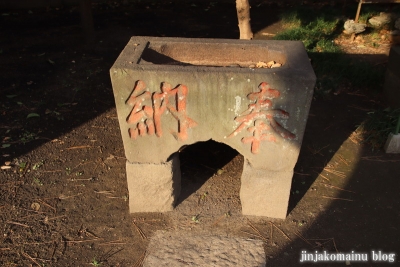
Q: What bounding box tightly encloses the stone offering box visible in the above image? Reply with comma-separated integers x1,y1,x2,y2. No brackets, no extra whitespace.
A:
110,36,315,219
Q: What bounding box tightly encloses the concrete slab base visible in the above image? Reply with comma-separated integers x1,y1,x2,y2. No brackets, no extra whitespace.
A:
143,231,266,267
240,160,293,219
384,133,400,153
126,154,181,212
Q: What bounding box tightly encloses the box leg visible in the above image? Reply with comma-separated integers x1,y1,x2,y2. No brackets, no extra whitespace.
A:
240,160,293,219
126,153,181,212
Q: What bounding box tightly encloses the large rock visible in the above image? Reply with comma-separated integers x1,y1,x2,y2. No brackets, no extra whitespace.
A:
344,20,366,34
369,12,393,27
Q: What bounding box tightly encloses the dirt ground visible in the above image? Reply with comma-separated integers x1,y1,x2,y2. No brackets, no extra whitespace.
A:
1,1,400,266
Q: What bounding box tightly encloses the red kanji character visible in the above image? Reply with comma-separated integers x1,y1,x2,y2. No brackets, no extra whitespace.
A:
228,82,295,153
167,84,197,141
269,118,296,140
242,120,276,154
126,80,154,139
126,80,197,141
152,82,173,137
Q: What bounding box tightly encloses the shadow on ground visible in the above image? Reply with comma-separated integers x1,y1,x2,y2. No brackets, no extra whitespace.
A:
0,0,287,160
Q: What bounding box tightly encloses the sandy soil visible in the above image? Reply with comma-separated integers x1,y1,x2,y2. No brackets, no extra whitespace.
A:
1,1,399,266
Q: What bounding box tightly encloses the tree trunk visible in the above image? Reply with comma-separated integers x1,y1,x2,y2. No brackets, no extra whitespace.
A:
79,0,95,45
236,0,253,40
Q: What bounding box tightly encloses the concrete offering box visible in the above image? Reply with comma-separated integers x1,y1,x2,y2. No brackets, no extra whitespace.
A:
110,36,316,219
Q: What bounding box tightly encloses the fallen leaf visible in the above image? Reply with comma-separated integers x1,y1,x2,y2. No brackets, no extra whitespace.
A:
31,202,41,211
256,61,268,68
261,32,276,36
27,113,40,119
106,155,115,160
271,63,282,68
266,60,275,68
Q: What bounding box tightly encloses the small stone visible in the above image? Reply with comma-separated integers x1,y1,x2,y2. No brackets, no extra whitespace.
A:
5,161,11,166
271,63,282,68
1,165,11,170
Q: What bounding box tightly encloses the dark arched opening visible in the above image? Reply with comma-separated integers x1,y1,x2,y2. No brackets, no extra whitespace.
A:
176,140,244,220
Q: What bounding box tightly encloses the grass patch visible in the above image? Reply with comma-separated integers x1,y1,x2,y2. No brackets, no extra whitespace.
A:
274,5,385,96
358,7,380,24
356,108,400,150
